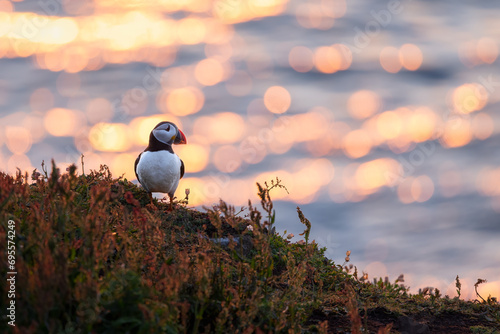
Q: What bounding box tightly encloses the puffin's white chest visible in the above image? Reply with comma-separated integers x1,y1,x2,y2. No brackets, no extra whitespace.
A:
136,150,181,196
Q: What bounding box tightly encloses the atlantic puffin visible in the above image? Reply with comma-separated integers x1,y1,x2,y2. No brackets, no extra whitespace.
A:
134,121,187,209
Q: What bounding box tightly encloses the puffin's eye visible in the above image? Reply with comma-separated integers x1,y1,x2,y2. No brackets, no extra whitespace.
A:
165,124,171,131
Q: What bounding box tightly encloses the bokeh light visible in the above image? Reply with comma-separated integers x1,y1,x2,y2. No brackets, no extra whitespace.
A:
44,108,85,137
263,86,291,114
380,46,402,73
89,123,131,152
476,37,498,64
195,58,225,86
5,126,31,154
376,111,402,140
408,107,437,142
1,0,498,301
176,143,209,173
399,44,423,71
440,118,472,148
347,90,381,119
342,129,372,159
165,86,205,116
451,83,488,114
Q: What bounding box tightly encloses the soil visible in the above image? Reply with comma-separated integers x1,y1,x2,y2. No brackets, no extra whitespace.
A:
307,307,500,333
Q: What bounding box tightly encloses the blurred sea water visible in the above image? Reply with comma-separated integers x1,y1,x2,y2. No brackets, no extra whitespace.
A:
0,0,499,298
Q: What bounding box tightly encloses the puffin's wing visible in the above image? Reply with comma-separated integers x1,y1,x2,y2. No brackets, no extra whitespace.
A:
134,153,142,183
180,159,185,179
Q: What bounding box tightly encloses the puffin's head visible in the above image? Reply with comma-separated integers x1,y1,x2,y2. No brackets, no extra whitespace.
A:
152,121,187,145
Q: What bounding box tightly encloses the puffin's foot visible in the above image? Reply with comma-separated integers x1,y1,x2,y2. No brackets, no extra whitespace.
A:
168,195,174,211
146,192,158,210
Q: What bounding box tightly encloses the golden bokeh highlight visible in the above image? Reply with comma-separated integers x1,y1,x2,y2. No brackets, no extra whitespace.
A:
452,83,488,114
165,86,205,116
195,58,225,86
285,160,332,204
476,281,500,302
288,46,314,73
176,144,209,173
213,0,288,24
408,107,436,142
111,153,137,179
289,109,330,143
211,112,246,144
0,10,239,70
314,44,351,73
347,90,381,119
355,158,400,194
177,17,206,45
334,44,352,70
48,18,79,44
380,46,402,73
440,119,472,148
5,126,32,154
193,112,245,144
89,123,131,152
44,108,85,137
399,44,423,71
342,129,372,159
376,111,402,140
263,86,291,114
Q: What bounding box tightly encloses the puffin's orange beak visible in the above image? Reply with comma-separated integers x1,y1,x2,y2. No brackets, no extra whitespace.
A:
174,129,187,145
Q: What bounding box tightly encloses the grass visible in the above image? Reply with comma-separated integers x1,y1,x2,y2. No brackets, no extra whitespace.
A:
0,161,499,333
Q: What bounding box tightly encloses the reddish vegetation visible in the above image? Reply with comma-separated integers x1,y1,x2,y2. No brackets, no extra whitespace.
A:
0,162,499,333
